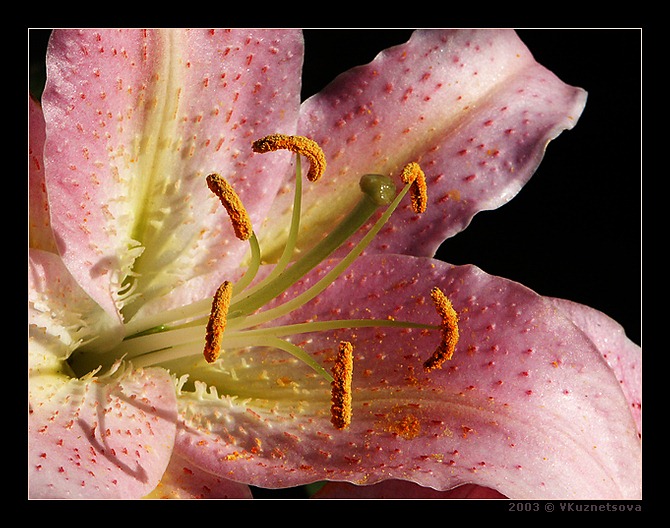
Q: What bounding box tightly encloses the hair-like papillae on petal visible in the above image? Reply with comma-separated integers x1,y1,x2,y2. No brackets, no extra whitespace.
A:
173,254,640,499
259,29,587,259
29,248,121,355
41,29,304,322
29,364,178,499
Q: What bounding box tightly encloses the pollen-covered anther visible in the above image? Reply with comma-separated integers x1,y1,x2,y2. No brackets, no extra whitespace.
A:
206,173,252,241
252,134,326,182
399,162,428,214
423,287,459,372
330,341,354,430
203,281,233,363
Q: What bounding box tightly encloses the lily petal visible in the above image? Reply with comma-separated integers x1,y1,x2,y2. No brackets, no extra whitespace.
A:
259,29,587,259
174,254,640,499
29,248,179,498
145,452,252,499
42,29,303,321
29,247,121,352
29,95,57,253
550,297,642,436
28,363,178,499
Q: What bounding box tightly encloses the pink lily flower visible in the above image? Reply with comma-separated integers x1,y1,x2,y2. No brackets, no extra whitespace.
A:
28,28,641,500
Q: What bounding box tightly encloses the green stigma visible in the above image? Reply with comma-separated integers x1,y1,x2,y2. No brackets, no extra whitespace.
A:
359,173,396,206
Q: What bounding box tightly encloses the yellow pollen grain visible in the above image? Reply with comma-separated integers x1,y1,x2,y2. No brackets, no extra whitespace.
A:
399,162,427,214
424,287,459,372
331,341,354,430
252,134,326,182
203,281,233,364
206,173,252,241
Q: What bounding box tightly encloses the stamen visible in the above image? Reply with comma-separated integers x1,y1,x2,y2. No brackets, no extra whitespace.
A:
331,341,354,430
399,162,428,214
252,134,326,182
423,287,459,372
203,281,233,363
206,173,252,241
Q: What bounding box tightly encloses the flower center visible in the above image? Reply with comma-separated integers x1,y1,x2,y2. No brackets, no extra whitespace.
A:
68,135,458,429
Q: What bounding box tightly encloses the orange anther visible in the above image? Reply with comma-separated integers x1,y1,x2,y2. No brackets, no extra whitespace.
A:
424,287,459,371
399,162,427,214
331,341,354,429
206,173,252,241
252,134,326,182
203,281,233,363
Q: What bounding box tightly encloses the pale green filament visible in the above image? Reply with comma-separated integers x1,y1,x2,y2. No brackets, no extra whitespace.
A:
122,297,211,338
128,333,332,381
110,316,435,363
233,156,304,301
231,232,261,296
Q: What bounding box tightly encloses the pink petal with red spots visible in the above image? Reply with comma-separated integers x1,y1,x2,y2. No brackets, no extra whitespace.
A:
173,254,640,499
42,29,303,320
29,96,57,253
314,480,506,499
146,452,252,499
29,366,178,499
260,29,586,258
550,297,642,436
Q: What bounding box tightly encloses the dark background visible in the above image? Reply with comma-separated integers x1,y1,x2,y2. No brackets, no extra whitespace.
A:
28,28,642,500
